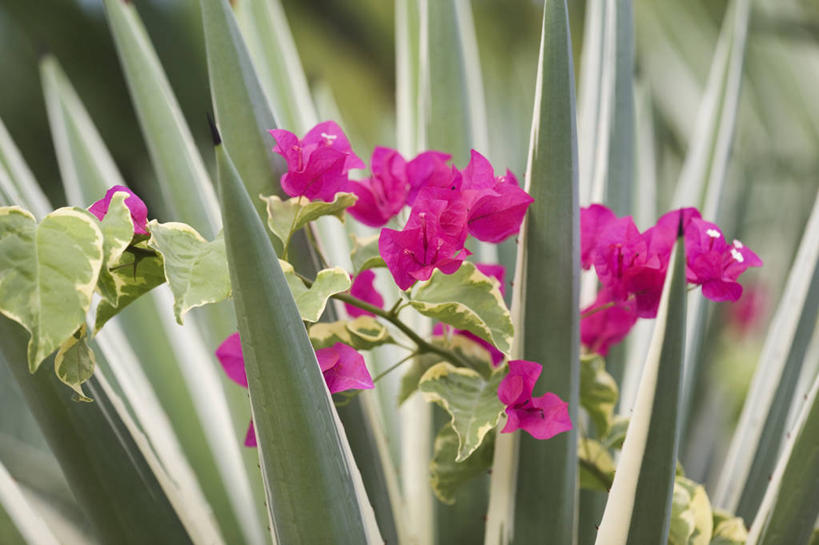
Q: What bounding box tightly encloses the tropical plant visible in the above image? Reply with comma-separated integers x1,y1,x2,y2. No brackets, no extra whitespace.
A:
0,1,817,545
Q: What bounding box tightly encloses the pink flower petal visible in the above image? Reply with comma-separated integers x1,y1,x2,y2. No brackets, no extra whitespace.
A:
580,289,638,356
216,332,248,388
347,147,409,227
497,360,541,406
406,150,454,204
467,182,533,243
244,420,257,447
88,185,149,235
345,270,384,318
580,204,617,269
316,343,374,393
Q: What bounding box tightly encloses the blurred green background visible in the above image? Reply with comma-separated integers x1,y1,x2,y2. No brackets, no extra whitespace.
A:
1,0,817,487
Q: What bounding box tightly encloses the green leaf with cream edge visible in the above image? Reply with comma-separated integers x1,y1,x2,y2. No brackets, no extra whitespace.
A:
278,260,350,322
0,206,103,372
430,423,495,505
409,261,514,357
418,362,505,462
309,316,393,350
54,325,96,402
580,353,619,436
262,192,357,248
147,220,231,324
95,192,135,305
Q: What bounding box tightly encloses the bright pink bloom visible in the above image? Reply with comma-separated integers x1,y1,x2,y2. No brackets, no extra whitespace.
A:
461,151,533,243
215,334,373,446
345,270,384,318
214,332,247,388
685,218,762,302
316,343,374,393
347,147,409,227
581,204,617,269
643,207,702,264
88,185,149,235
406,150,455,205
580,289,639,356
498,360,572,440
270,121,365,202
379,193,470,290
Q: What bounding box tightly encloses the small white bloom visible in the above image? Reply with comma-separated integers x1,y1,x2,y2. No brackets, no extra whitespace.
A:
320,132,338,143
706,228,721,239
733,239,744,249
731,248,744,263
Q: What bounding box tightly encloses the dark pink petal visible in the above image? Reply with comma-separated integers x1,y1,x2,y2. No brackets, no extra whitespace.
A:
701,279,743,302
345,270,384,318
580,204,617,269
301,120,365,170
244,421,257,447
475,263,507,296
406,150,454,204
509,392,572,440
458,330,505,366
410,187,469,248
215,332,248,388
316,343,374,393
498,360,541,406
646,207,702,262
467,182,533,243
347,147,409,227
581,289,639,356
269,129,301,169
461,149,497,191
88,185,149,235
379,226,426,290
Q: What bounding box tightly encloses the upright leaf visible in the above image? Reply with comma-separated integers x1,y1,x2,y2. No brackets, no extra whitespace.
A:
102,0,220,238
715,190,819,517
215,134,380,543
0,118,50,220
0,457,60,545
0,207,103,372
485,1,580,543
594,232,687,545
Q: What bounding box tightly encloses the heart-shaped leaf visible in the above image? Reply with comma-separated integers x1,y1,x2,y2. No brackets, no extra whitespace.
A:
418,362,505,462
263,192,356,248
0,206,103,371
410,262,513,357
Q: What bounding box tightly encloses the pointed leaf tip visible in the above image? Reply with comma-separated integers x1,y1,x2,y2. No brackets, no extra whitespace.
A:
207,112,222,146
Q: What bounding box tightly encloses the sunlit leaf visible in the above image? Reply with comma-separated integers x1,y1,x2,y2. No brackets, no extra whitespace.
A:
350,234,386,274
262,192,356,248
54,326,95,402
578,438,615,492
309,316,393,351
581,354,619,436
430,423,494,505
279,260,350,323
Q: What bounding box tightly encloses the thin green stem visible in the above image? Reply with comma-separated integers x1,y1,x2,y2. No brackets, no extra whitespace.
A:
372,351,418,383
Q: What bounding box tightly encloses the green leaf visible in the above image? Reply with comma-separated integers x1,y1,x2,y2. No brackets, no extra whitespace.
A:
485,1,580,543
668,476,712,545
262,192,357,248
96,192,135,305
147,220,230,324
398,353,444,405
0,118,50,219
0,317,193,544
595,232,688,545
603,416,629,450
716,190,819,519
0,456,60,545
350,234,386,274
102,0,220,238
232,0,318,134
309,316,393,351
578,438,615,492
54,326,95,402
216,138,380,544
430,423,494,505
710,511,747,545
418,362,505,462
581,354,619,437
279,261,351,322
93,242,165,331
410,262,513,357
0,206,103,372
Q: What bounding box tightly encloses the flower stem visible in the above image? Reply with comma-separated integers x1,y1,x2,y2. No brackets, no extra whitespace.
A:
372,351,418,383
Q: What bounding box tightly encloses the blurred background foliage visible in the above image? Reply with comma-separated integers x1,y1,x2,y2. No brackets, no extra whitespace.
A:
0,0,817,488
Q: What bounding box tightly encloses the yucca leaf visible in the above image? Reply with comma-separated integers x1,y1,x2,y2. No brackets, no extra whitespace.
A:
102,0,220,238
232,0,318,133
215,133,381,543
0,457,60,545
39,56,261,545
395,0,422,156
0,119,50,220
715,189,819,519
0,318,192,545
746,371,819,545
485,1,580,543
594,228,687,545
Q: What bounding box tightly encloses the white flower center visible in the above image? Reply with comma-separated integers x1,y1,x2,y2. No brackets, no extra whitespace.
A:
321,132,338,143
733,239,744,249
706,228,721,239
731,248,744,263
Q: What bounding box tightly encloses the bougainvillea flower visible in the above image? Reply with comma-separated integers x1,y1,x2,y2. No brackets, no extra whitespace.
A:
347,147,409,227
270,121,365,202
580,204,617,269
316,343,374,393
498,360,572,440
460,151,533,243
406,150,456,204
643,207,702,263
345,270,384,318
580,288,639,356
216,334,372,446
726,283,767,335
88,185,149,235
379,193,470,290
214,332,248,388
684,218,762,302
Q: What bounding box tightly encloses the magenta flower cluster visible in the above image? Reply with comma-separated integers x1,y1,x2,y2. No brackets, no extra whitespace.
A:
580,204,762,355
